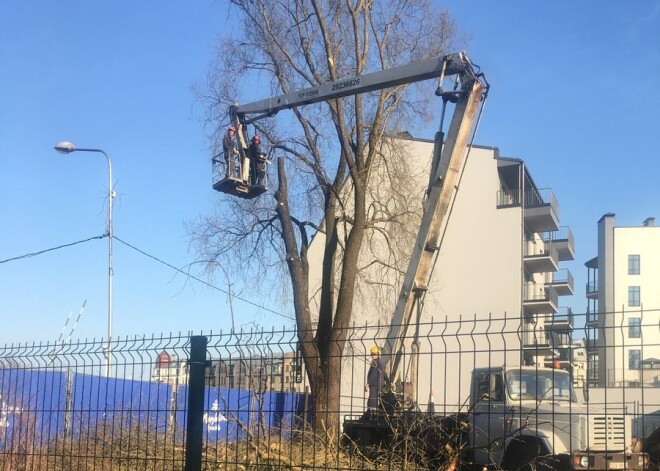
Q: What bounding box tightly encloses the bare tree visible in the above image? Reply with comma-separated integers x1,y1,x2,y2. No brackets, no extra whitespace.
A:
191,0,460,438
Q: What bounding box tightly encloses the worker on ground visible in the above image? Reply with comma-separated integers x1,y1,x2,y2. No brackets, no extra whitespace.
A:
365,346,389,411
222,126,239,178
248,135,266,186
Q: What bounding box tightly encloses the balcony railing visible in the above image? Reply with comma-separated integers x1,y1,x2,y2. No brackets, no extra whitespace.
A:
555,269,573,285
521,324,551,347
541,226,575,261
523,187,558,214
523,188,560,233
523,242,559,273
523,240,552,257
554,306,574,325
585,338,598,351
586,311,598,325
542,226,573,244
523,283,559,305
586,280,598,297
497,188,559,215
545,268,574,295
496,188,521,207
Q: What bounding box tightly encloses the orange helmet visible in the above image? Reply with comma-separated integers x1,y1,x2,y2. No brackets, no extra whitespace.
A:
252,135,261,143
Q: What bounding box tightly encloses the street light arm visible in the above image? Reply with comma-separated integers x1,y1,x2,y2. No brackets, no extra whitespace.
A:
53,141,114,376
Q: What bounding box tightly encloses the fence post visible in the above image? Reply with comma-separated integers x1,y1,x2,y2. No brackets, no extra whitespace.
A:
64,368,73,438
185,335,208,471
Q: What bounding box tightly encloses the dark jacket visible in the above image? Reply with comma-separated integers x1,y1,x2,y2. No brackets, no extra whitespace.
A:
248,141,261,161
367,357,389,389
223,132,237,157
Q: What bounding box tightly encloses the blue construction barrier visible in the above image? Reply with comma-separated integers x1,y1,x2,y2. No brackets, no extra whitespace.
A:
0,369,67,450
1,369,309,449
177,385,311,443
70,373,172,436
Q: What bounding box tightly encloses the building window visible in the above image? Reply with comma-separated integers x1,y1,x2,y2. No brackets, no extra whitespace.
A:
629,349,641,369
588,354,599,382
628,286,641,306
628,255,640,275
629,318,641,338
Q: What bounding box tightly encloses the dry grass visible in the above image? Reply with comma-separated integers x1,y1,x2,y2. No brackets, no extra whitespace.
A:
0,421,449,471
0,405,460,471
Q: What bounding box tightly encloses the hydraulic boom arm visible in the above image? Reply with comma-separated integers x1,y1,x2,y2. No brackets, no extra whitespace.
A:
383,77,484,385
232,52,476,120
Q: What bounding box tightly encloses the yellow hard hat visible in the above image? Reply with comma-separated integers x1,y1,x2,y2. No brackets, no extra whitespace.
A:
370,346,380,354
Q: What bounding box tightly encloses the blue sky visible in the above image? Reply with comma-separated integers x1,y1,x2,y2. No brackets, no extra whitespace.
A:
1,1,659,345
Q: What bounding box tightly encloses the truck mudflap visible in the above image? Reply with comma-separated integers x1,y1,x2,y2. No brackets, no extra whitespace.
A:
567,452,649,470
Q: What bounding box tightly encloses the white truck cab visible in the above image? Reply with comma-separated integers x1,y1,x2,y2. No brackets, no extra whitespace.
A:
469,366,648,471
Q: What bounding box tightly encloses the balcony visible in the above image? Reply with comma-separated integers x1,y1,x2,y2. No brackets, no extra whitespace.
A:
497,188,521,207
543,344,573,368
542,226,575,261
523,283,558,315
523,188,559,233
586,280,598,299
585,338,598,352
545,268,574,296
522,327,557,357
524,242,559,273
544,306,574,331
586,310,598,327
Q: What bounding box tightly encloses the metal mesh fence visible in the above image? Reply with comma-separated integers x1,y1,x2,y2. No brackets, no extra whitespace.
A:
1,309,659,470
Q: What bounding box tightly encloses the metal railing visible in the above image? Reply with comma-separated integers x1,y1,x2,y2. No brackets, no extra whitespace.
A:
546,268,574,288
542,225,574,245
496,188,521,207
211,153,269,188
523,240,559,260
586,280,599,296
553,306,574,326
523,187,559,216
496,188,559,219
522,282,559,305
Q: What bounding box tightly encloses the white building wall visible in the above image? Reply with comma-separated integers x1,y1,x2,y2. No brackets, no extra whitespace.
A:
411,145,524,411
610,226,660,386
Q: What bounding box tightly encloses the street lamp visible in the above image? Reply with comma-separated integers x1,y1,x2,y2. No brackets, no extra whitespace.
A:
54,141,115,376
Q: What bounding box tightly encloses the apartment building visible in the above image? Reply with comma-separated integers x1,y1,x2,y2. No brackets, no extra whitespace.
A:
307,136,575,410
585,214,660,388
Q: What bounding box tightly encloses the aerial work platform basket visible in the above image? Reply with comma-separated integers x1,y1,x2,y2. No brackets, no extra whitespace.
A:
212,154,268,199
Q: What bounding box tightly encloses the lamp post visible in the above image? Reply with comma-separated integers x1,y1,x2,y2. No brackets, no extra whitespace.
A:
54,141,114,376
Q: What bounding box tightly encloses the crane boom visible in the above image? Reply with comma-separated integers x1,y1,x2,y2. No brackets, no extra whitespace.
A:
232,52,475,120
383,78,484,382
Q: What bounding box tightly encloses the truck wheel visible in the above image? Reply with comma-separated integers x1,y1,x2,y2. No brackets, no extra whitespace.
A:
507,446,537,471
645,426,660,471
503,443,553,471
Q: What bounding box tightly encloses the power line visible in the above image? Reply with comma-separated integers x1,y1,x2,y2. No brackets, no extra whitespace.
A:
0,235,107,264
0,233,294,321
112,236,293,320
